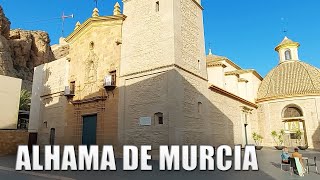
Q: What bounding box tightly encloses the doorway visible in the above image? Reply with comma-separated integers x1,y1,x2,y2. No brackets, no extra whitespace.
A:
282,105,307,147
82,114,97,145
49,128,55,145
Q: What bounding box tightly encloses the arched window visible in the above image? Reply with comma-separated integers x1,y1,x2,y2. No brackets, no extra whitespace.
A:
285,49,292,60
155,112,164,124
282,105,303,118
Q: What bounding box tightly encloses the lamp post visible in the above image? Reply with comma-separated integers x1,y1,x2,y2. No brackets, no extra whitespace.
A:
244,113,248,145
241,106,253,146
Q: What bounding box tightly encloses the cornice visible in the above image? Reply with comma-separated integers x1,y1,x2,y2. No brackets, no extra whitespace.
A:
226,69,263,80
275,42,300,52
65,15,126,43
256,93,320,103
192,0,204,10
238,78,249,83
225,71,240,77
120,64,208,81
207,62,227,68
209,85,258,108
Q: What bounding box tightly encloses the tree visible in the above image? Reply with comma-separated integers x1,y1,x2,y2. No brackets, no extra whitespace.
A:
252,132,263,146
19,89,31,111
271,130,285,146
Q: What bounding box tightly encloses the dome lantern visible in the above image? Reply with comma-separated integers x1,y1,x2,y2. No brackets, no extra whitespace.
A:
275,36,300,64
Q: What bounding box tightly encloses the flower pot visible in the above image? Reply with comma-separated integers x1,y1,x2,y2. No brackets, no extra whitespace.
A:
274,146,284,150
255,146,263,150
298,145,308,150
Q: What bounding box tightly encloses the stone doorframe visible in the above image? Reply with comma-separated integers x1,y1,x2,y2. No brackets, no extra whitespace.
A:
281,104,308,147
71,96,107,145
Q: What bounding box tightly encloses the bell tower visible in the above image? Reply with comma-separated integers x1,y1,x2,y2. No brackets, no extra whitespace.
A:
120,0,206,78
275,36,300,63
119,0,208,146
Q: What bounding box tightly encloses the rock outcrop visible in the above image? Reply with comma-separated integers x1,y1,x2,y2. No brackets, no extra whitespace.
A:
51,37,69,60
0,6,10,39
0,6,55,90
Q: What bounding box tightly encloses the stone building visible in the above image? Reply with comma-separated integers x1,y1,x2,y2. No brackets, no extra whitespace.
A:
29,0,320,152
257,37,320,149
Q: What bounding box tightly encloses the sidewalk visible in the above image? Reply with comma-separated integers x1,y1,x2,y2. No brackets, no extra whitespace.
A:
0,148,319,180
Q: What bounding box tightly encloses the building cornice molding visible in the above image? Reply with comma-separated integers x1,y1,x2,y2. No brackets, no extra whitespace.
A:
72,96,107,105
226,69,263,80
207,62,226,68
225,71,240,77
238,78,249,83
192,0,204,10
275,42,300,52
120,64,208,81
65,15,126,43
209,85,258,108
256,93,320,103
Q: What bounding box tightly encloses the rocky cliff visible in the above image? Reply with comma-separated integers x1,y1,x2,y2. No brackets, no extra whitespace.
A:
0,6,55,90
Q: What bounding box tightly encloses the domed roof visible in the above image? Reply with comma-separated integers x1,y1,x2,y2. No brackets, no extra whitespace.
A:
257,61,320,102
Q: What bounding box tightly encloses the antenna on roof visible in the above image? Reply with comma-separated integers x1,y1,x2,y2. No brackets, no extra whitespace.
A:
281,17,288,36
61,12,74,37
94,0,98,8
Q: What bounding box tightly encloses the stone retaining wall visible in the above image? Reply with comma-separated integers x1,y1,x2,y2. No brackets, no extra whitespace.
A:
0,130,29,155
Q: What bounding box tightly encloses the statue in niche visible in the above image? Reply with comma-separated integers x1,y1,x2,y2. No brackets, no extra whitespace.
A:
84,42,98,83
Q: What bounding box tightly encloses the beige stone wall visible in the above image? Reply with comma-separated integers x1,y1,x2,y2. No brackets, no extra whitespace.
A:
240,73,261,102
0,75,21,129
62,16,123,148
119,67,259,149
0,130,29,155
121,0,175,76
225,74,239,95
258,96,320,149
121,0,206,78
30,13,124,147
207,66,225,88
174,0,207,78
119,70,170,147
29,58,69,145
119,0,259,149
178,69,259,146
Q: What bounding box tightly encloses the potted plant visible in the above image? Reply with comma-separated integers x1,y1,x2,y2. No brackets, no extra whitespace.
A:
271,130,285,150
252,132,263,150
296,129,308,150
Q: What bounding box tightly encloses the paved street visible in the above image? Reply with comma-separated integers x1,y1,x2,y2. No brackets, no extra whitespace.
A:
0,147,319,180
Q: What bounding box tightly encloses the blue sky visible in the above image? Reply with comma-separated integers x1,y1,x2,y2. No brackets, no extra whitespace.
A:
1,0,320,76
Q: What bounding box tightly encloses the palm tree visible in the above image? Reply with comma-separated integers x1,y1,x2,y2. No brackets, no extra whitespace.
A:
19,89,31,111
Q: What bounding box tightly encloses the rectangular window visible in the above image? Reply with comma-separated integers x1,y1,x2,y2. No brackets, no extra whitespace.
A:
198,102,202,113
155,112,164,124
159,116,163,124
70,81,75,94
156,1,160,12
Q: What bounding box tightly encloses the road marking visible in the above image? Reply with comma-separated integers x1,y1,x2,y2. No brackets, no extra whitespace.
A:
0,166,76,180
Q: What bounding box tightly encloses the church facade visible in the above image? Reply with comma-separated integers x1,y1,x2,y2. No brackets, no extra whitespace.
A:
29,0,320,152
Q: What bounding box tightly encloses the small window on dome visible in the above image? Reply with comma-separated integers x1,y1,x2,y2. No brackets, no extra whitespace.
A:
285,49,292,60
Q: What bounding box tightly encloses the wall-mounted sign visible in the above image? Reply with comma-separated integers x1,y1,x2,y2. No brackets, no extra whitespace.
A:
139,117,152,126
